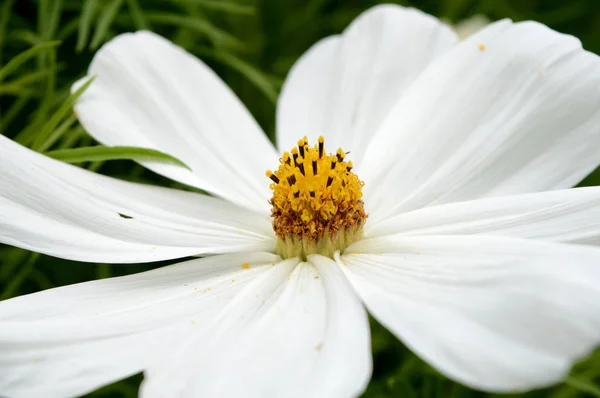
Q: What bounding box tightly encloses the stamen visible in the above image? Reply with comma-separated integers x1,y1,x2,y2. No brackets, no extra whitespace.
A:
282,152,291,166
298,139,305,158
318,136,324,159
266,135,367,259
266,170,279,184
326,175,334,187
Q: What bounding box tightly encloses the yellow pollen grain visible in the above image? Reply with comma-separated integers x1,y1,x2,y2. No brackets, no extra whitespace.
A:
241,262,250,269
478,44,486,51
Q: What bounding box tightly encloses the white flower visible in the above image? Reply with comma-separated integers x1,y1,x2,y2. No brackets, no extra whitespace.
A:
1,4,600,398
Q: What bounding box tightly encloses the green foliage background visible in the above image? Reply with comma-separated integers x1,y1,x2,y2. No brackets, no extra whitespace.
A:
1,0,600,397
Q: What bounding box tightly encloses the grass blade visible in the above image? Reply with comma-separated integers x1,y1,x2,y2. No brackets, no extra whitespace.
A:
89,0,124,50
0,41,60,82
0,0,15,64
207,49,278,104
126,0,149,30
176,0,255,15
0,94,31,135
145,13,242,48
1,253,39,300
565,376,600,398
31,76,95,150
76,0,98,52
37,112,77,152
44,0,63,39
44,146,191,169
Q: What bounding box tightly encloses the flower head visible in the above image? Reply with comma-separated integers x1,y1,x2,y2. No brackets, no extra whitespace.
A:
1,4,600,398
268,136,367,258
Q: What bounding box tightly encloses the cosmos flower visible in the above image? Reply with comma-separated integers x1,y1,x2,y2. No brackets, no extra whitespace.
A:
2,4,600,398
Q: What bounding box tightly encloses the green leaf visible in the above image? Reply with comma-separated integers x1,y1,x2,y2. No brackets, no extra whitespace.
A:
176,0,255,15
125,0,149,30
565,376,600,398
76,0,98,52
0,252,38,300
43,0,63,39
0,69,53,94
32,76,95,150
208,50,278,104
89,0,124,50
0,94,32,135
37,112,77,152
145,13,242,48
0,0,15,64
0,41,60,82
44,146,191,170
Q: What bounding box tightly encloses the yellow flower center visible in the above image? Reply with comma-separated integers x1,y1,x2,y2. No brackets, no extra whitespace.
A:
266,136,367,259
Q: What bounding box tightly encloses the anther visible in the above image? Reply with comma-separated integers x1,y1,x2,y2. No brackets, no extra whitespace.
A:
336,149,345,163
266,170,279,184
312,160,317,175
287,175,296,185
346,161,353,172
298,139,305,158
282,152,291,166
310,191,315,198
326,175,334,187
318,136,324,159
331,160,336,170
293,189,300,198
298,162,305,176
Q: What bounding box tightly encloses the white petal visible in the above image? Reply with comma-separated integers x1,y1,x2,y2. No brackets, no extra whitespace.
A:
367,187,600,244
362,20,600,222
142,256,371,398
339,235,600,392
73,31,278,213
0,252,280,398
0,136,275,263
276,4,457,166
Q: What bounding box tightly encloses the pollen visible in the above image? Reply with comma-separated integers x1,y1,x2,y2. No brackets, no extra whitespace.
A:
266,136,367,259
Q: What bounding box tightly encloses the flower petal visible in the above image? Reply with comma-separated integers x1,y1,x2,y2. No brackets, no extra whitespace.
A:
367,187,600,244
141,256,371,398
340,235,600,392
0,252,280,398
276,4,457,165
362,20,600,221
0,136,275,263
73,31,278,213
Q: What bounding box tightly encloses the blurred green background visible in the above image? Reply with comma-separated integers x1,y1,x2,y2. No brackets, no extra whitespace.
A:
1,0,600,397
